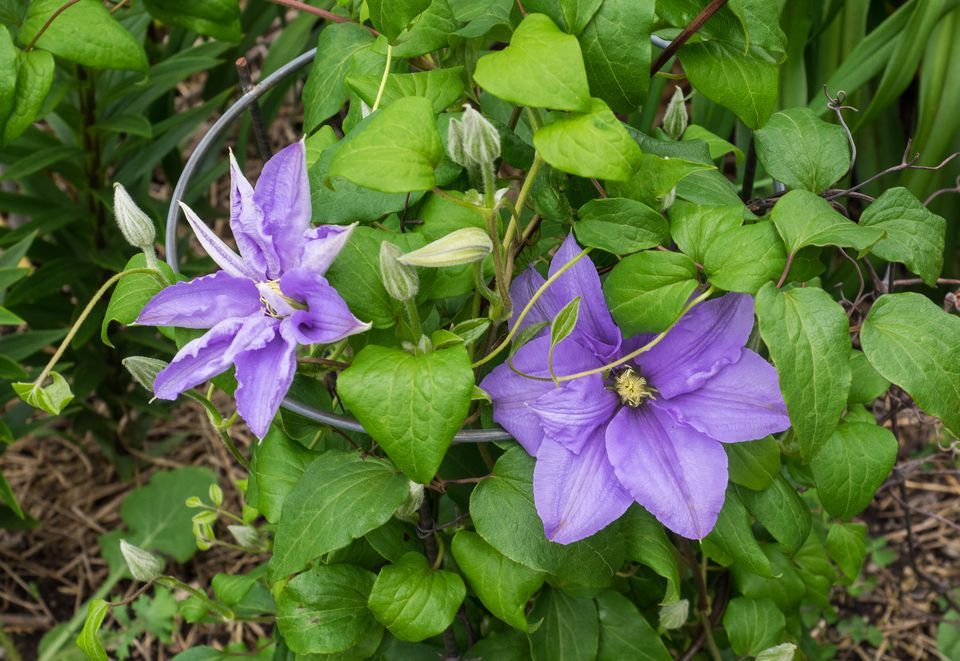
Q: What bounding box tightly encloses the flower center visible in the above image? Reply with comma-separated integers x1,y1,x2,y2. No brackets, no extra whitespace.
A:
257,280,306,318
611,367,656,407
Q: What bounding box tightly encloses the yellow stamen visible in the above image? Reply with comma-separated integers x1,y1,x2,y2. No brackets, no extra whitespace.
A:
614,368,655,407
258,280,306,317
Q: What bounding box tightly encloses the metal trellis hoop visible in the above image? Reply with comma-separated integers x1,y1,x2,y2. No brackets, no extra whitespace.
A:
165,36,672,443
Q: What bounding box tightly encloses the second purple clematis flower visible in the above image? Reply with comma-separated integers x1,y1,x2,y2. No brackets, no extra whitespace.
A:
137,142,370,438
480,235,790,543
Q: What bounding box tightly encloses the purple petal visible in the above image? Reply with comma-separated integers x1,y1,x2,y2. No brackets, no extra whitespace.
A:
548,234,621,360
230,151,279,280
136,271,262,329
655,349,790,443
253,141,311,273
300,223,356,274
234,327,298,439
154,316,278,400
180,202,256,280
534,433,633,544
633,293,754,399
508,267,562,338
605,404,728,539
479,335,604,456
279,268,371,344
527,374,619,453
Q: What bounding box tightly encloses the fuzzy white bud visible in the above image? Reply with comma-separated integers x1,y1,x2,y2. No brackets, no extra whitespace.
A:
658,599,689,630
113,183,159,269
120,539,163,582
447,105,501,170
397,228,492,268
379,241,419,301
663,86,688,140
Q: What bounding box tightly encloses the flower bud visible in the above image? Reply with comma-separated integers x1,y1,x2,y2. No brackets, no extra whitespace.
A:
395,481,425,521
379,241,419,301
756,643,797,661
658,599,689,630
447,105,501,170
397,228,492,268
114,183,159,269
120,539,163,582
122,356,168,392
662,86,688,140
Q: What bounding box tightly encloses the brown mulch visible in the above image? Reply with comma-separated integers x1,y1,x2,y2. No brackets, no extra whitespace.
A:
0,398,267,659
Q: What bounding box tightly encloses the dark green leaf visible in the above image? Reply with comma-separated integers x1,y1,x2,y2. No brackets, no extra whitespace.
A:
346,67,465,114
603,251,698,335
826,522,867,582
736,477,811,554
770,190,883,254
368,0,431,40
528,586,599,661
575,197,668,255
0,30,54,147
706,488,773,577
302,23,377,132
669,200,743,265
595,590,670,661
703,221,786,294
142,0,241,41
102,254,175,348
620,507,680,601
848,350,890,403
754,108,850,193
248,427,317,524
722,597,785,656
726,437,780,491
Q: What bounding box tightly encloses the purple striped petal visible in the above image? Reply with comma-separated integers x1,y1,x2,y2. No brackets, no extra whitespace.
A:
234,327,298,439
534,432,633,544
254,141,311,273
605,404,728,539
136,271,262,329
548,234,621,360
508,267,562,339
180,202,256,280
527,374,618,453
655,349,790,443
633,293,754,399
300,223,356,274
479,335,604,456
154,315,278,400
279,267,371,344
230,151,278,280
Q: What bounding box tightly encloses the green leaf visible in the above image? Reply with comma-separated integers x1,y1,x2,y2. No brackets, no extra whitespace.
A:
367,552,465,641
451,531,544,631
607,153,713,209
534,99,641,181
0,470,23,519
736,477,811,554
756,283,852,459
142,0,241,41
669,201,743,264
754,108,850,193
367,0,431,40
938,613,960,660
0,306,24,326
276,564,380,654
302,23,376,132
575,197,668,255
578,0,654,113
474,13,591,111
523,0,602,34
811,420,898,520
392,0,460,57
679,42,778,129
603,251,698,335
731,544,805,612
0,31,54,147
248,427,317,524
728,0,786,54
620,507,680,601
826,522,867,582
705,488,773,577
683,125,744,162
726,437,780,491
722,597,785,656
19,0,147,71
848,350,890,403
76,598,110,661
270,451,409,579
325,227,426,328
346,67,465,114
528,586,599,661
13,372,73,415
770,190,884,254
338,344,474,483
595,590,670,661
470,447,625,589
858,187,945,286
550,297,581,350
703,221,786,294
469,630,530,661
328,96,443,193
102,254,175,348
860,293,960,436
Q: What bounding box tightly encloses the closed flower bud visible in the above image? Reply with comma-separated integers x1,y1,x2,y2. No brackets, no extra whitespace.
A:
394,481,425,522
120,539,163,582
658,599,689,630
447,105,500,170
397,228,492,268
379,241,419,301
114,183,159,269
663,86,688,140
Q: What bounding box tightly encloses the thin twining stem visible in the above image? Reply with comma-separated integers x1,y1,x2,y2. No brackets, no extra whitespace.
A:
509,286,716,384
25,0,82,51
650,0,729,75
471,248,593,368
825,139,959,201
924,176,960,206
824,87,858,180
371,44,394,113
502,151,544,254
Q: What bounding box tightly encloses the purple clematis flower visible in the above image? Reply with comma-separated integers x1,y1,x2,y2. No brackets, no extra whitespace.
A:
137,142,370,438
480,235,790,543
